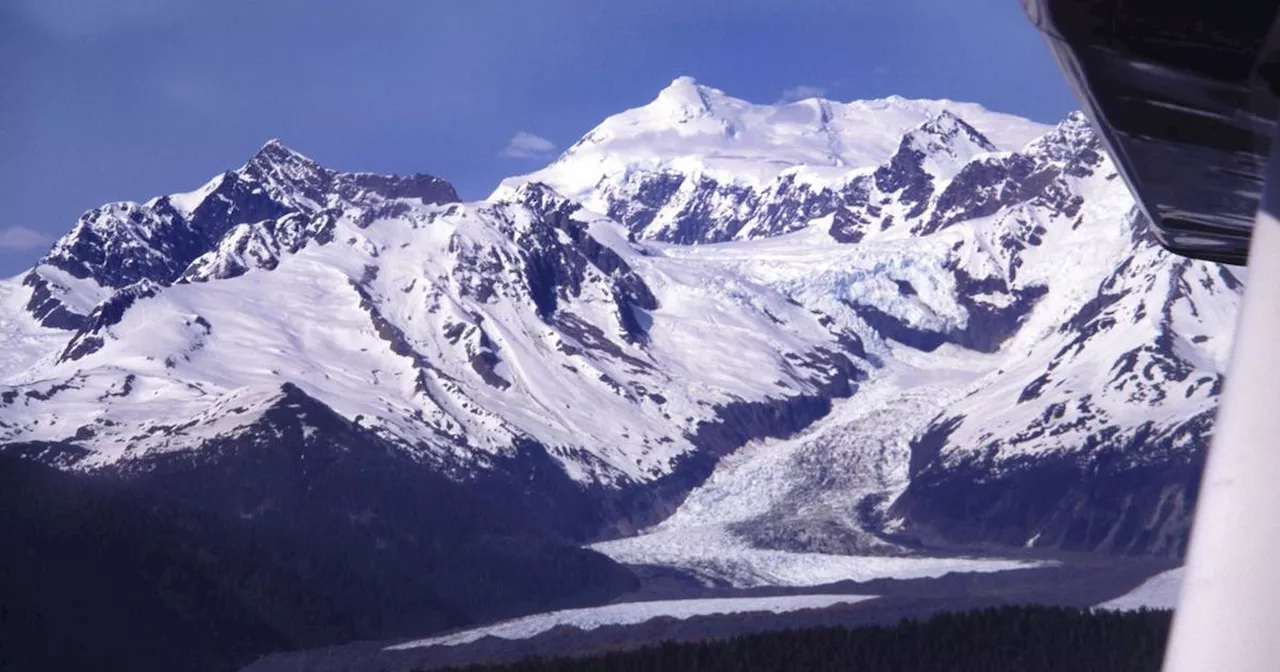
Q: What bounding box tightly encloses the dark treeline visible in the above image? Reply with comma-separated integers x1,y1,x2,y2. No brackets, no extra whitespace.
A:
434,605,1171,672
0,448,633,672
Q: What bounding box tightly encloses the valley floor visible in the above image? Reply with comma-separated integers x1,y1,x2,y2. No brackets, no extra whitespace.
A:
424,605,1172,672
240,552,1176,672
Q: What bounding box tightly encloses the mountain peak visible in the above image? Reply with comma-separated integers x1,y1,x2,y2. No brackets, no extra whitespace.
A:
1023,110,1102,173
915,110,997,153
236,138,330,211
243,138,317,173
505,181,579,219
661,75,700,94
652,75,715,121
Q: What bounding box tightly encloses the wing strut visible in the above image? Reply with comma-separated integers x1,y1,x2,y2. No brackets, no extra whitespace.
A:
1165,125,1280,671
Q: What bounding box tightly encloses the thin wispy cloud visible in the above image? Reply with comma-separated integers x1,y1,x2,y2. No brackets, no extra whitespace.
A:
10,0,200,39
0,226,53,250
501,131,557,159
149,71,233,120
779,85,828,102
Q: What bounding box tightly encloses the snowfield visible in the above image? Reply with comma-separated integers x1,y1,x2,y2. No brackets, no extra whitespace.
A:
386,593,877,650
1097,567,1183,611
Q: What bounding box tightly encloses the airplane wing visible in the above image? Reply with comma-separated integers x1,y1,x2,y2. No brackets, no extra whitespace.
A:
1025,0,1279,265
1024,2,1280,670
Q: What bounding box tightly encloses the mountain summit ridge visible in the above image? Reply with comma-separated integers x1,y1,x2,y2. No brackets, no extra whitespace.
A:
496,78,1054,245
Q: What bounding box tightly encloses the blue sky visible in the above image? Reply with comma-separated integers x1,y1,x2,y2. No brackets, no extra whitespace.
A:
0,0,1077,276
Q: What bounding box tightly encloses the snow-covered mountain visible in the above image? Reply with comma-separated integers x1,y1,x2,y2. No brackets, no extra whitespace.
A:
20,141,459,332
0,78,1238,564
1,166,860,493
495,76,1050,243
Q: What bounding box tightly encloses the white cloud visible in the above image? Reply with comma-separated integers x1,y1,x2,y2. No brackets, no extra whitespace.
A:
501,131,557,159
0,226,53,250
779,85,828,102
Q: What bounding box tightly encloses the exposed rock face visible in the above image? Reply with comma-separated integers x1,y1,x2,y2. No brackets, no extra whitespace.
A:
893,412,1208,557
21,140,459,329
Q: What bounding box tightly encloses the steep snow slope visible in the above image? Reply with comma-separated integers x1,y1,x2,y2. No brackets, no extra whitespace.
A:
0,274,67,379
889,211,1238,555
0,180,861,488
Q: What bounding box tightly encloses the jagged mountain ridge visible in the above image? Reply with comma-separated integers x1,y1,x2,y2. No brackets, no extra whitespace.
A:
21,140,460,331
0,79,1240,562
0,149,863,499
